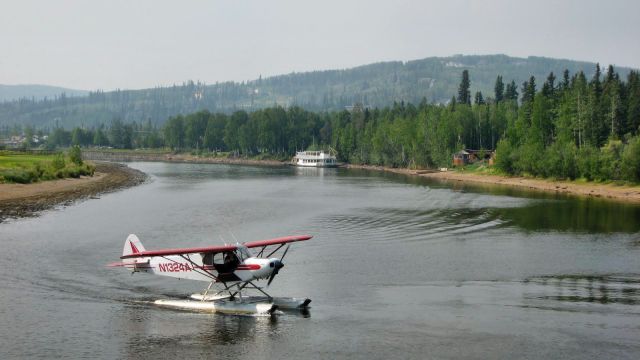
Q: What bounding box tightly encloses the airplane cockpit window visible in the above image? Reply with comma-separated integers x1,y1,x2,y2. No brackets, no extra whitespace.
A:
224,251,238,265
202,253,214,266
208,251,239,273
236,245,251,261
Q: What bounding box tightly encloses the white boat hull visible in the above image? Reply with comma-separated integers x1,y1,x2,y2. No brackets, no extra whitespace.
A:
189,294,312,310
154,299,279,316
294,162,338,168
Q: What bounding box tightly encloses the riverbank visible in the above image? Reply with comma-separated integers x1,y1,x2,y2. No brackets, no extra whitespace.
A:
83,150,640,204
346,164,640,204
82,150,287,166
0,162,146,222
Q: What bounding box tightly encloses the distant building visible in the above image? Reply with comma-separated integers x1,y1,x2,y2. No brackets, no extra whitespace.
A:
2,135,25,148
453,149,495,166
1,134,46,148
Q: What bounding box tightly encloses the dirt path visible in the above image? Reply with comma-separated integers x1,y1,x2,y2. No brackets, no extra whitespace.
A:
0,162,146,222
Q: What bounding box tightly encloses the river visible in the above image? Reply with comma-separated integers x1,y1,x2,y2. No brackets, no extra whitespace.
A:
1,162,639,359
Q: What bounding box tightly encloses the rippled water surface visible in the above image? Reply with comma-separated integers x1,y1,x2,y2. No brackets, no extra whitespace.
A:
1,162,639,359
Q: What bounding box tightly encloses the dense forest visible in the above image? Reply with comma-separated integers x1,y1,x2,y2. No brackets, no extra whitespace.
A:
1,55,632,130
15,64,640,183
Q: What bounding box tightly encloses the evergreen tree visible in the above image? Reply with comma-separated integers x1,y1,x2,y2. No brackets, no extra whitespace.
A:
592,63,603,99
494,75,504,103
543,72,556,98
587,64,606,146
602,65,623,138
627,71,640,135
505,80,519,101
521,76,536,104
474,91,485,105
561,69,570,91
457,70,471,105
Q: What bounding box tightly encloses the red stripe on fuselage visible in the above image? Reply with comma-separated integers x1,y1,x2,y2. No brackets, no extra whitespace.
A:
236,264,261,270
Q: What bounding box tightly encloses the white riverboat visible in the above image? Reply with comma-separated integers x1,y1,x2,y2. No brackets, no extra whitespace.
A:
293,150,338,167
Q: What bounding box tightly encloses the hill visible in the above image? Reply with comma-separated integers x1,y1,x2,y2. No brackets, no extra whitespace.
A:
0,84,88,102
0,54,634,129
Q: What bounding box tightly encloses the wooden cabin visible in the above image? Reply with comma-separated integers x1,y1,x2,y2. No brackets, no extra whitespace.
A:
453,149,495,166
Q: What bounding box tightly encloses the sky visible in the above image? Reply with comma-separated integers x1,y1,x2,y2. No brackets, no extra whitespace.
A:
1,0,639,91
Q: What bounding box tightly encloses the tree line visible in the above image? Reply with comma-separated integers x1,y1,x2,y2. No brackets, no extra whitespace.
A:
11,64,640,183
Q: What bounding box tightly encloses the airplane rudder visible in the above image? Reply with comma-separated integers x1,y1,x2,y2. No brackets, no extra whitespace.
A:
123,234,145,257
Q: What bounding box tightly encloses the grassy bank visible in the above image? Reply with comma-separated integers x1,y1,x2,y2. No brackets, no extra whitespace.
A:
0,162,146,222
0,151,95,184
451,161,640,188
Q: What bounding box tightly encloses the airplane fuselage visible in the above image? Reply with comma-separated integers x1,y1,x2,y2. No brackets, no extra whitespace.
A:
126,254,277,283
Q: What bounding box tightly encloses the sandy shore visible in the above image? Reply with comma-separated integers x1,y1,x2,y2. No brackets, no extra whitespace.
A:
83,150,640,204
346,164,640,204
0,162,146,222
82,150,288,167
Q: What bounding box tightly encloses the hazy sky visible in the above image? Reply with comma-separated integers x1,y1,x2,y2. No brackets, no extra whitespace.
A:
1,0,639,90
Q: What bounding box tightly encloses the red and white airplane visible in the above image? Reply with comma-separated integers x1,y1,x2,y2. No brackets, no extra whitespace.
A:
110,234,312,314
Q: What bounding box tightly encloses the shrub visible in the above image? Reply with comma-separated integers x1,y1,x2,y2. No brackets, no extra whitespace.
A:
0,168,38,184
543,141,577,179
515,141,544,176
576,146,600,181
599,140,624,180
495,139,516,174
621,136,640,182
69,146,83,165
52,153,66,170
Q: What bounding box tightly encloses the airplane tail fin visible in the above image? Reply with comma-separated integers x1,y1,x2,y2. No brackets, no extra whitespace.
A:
123,234,146,258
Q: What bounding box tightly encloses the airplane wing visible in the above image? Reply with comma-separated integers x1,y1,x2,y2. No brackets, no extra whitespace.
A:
243,235,312,248
120,244,237,259
118,235,312,259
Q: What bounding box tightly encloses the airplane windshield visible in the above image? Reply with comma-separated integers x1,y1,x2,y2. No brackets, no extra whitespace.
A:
236,245,251,261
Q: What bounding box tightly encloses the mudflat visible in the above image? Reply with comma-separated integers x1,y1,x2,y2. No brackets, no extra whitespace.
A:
0,162,145,221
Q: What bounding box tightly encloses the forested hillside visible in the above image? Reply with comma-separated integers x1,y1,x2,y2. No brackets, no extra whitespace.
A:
31,64,640,183
0,84,88,102
1,55,633,130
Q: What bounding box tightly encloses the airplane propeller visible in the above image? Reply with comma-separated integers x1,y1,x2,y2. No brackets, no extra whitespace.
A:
267,244,290,286
267,259,284,286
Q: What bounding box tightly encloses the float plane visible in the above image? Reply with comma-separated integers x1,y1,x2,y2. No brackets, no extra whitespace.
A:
109,234,312,315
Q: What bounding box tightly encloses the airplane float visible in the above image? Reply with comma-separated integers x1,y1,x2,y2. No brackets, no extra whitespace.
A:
109,233,312,315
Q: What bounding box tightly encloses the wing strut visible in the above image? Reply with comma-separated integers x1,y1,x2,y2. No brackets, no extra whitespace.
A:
266,244,285,258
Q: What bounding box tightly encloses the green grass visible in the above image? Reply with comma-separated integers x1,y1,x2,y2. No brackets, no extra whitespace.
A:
0,153,53,167
0,151,95,184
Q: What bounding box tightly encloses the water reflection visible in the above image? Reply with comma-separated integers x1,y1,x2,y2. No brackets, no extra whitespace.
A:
492,199,640,233
524,274,640,306
121,304,279,358
340,168,640,234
